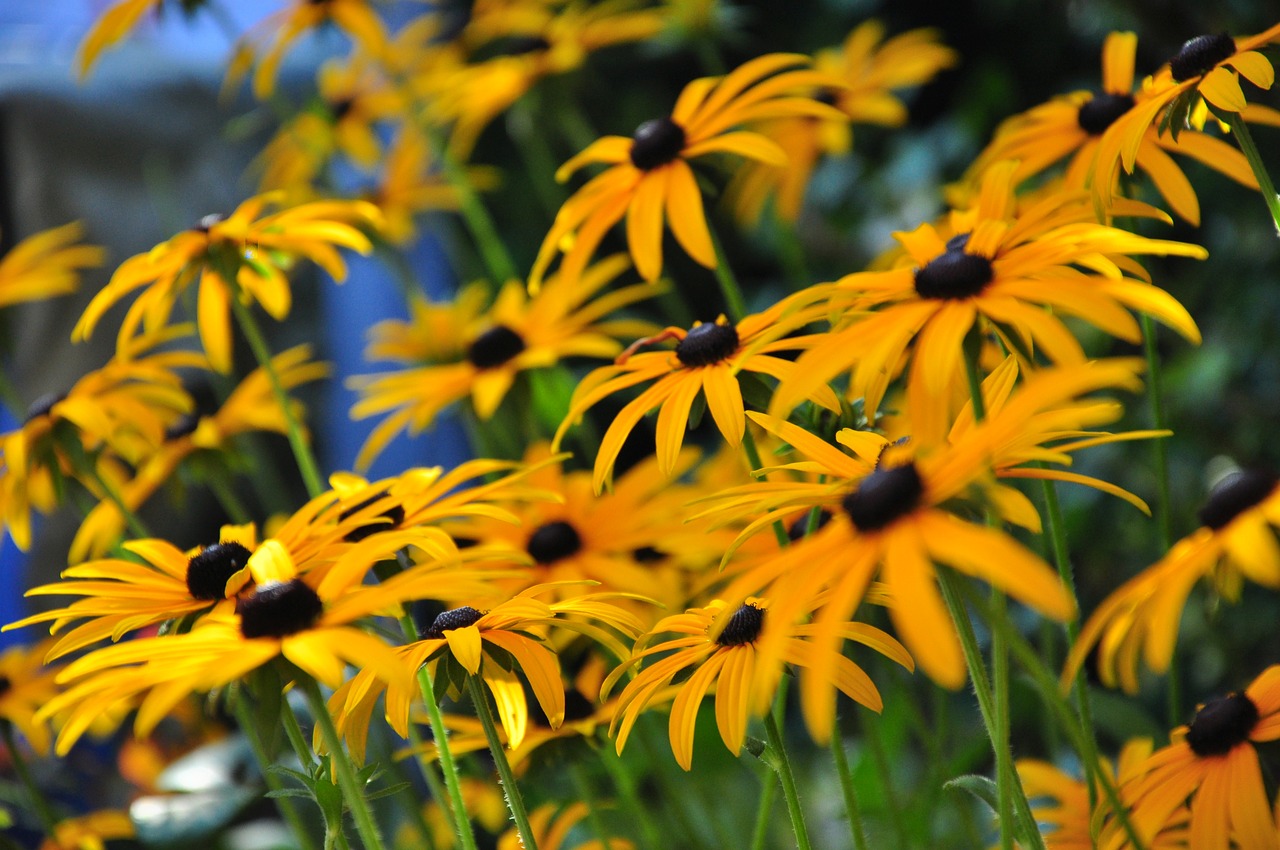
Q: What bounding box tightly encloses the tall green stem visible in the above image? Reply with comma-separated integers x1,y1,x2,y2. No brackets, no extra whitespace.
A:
415,665,479,850
1226,113,1280,235
762,708,813,850
228,295,325,498
830,732,870,850
749,773,779,850
299,676,388,850
1,721,59,840
707,221,748,322
232,695,322,850
464,676,539,850
935,569,1046,850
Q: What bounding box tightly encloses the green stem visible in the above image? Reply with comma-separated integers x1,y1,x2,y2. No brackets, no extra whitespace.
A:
299,676,389,850
0,721,59,839
206,469,252,524
830,731,870,850
749,772,779,850
1226,112,1280,235
232,695,322,850
464,676,539,850
762,708,812,850
935,569,1046,850
228,294,325,499
415,665,479,850
1038,476,1101,814
707,220,748,322
776,213,813,292
956,582,1149,850
862,711,910,850
436,142,520,284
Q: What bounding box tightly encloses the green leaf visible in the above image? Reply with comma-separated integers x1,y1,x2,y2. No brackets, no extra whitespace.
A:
263,789,313,800
943,773,1000,815
363,781,412,802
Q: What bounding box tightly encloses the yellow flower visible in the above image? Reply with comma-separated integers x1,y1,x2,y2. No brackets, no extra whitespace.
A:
604,598,910,767
330,585,646,759
66,345,329,562
1107,666,1280,850
730,22,956,224
0,327,201,550
1064,467,1280,694
349,254,657,470
41,809,135,850
954,32,1258,225
0,638,64,755
0,222,105,309
74,193,380,373
1094,22,1280,215
771,161,1205,423
553,296,838,492
531,52,842,286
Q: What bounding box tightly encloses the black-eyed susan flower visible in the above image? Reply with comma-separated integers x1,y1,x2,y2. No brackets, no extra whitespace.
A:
706,360,1146,695
770,161,1206,422
1064,467,1280,694
604,598,910,767
40,810,135,850
1107,666,1280,850
330,585,645,760
530,52,843,286
730,22,956,225
954,32,1258,225
349,254,657,470
37,533,499,755
446,443,733,609
0,222,104,309
553,297,838,492
66,345,329,562
73,192,381,373
1092,22,1280,216
0,327,200,551
0,639,64,755
427,0,666,158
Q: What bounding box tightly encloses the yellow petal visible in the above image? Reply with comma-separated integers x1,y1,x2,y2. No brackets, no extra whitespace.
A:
443,625,483,675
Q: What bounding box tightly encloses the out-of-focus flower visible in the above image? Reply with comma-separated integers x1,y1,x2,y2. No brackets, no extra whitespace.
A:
0,222,105,310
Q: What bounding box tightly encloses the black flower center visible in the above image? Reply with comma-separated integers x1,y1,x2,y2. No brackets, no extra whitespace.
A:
914,233,994,300
186,542,254,600
466,324,526,369
23,392,65,424
788,508,833,541
675,322,739,367
1170,33,1236,82
842,463,924,532
238,579,323,639
422,605,485,639
1197,469,1278,530
502,35,552,55
632,545,666,563
338,491,406,542
0,675,10,697
629,117,686,171
716,603,764,646
527,520,583,564
1186,692,1259,756
1077,92,1136,135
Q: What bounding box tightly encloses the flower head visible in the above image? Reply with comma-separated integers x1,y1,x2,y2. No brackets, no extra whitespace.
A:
531,52,843,286
0,222,104,309
0,639,64,755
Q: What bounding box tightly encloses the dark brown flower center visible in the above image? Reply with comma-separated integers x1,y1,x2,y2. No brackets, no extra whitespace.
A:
1186,692,1258,756
466,324,526,369
629,117,686,171
842,463,924,532
913,234,994,300
186,542,254,600
422,605,485,639
716,603,764,646
237,579,323,639
632,545,666,563
339,491,406,542
0,675,10,697
1170,33,1236,82
1077,92,1136,135
788,508,833,541
23,392,65,424
1197,469,1278,530
527,520,583,564
675,322,739,367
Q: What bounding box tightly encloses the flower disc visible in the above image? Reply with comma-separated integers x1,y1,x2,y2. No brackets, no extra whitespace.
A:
842,464,924,532
913,234,993,300
1170,33,1236,81
676,322,739,367
467,325,526,369
186,542,254,601
716,603,764,646
423,605,485,639
238,579,324,639
1197,469,1278,530
1186,692,1259,756
1077,92,1136,135
527,520,583,564
629,117,686,171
